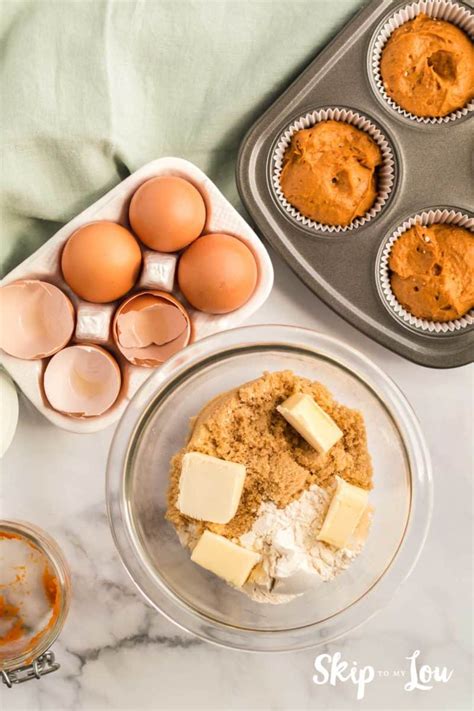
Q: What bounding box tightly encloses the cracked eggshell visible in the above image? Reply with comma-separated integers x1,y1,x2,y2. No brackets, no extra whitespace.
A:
0,280,75,360
43,344,121,418
112,290,191,367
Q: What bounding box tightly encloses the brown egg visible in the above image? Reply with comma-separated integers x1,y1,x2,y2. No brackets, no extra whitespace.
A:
178,233,258,314
61,222,142,303
129,176,206,253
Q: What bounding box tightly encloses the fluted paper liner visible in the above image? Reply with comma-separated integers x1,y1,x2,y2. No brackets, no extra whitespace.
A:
370,0,474,125
378,209,474,335
272,107,396,234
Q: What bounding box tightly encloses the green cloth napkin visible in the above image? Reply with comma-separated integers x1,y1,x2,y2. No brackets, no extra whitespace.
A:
1,0,366,276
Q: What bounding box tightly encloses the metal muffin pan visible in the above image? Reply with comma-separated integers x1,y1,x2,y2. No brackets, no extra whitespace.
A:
237,0,473,368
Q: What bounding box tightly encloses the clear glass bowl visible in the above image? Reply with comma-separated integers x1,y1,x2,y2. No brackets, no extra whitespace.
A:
106,325,432,652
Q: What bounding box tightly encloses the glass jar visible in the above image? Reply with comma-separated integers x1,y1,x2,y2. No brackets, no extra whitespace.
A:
0,520,71,687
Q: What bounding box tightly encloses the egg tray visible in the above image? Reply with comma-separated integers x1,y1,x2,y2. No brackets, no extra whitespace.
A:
236,0,474,368
0,157,274,433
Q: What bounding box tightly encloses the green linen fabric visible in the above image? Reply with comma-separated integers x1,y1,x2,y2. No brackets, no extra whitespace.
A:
1,0,366,276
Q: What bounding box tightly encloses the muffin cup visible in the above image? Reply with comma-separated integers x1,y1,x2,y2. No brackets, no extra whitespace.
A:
370,0,474,125
377,208,474,335
271,107,396,234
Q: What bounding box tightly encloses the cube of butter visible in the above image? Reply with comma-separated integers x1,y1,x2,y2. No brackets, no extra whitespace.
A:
191,530,260,587
317,476,368,549
177,452,246,524
277,392,343,454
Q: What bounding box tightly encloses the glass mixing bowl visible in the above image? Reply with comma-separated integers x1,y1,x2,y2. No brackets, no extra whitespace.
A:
106,325,432,652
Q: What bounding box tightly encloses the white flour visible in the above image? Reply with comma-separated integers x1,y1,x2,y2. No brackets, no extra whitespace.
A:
177,483,370,605
239,484,368,604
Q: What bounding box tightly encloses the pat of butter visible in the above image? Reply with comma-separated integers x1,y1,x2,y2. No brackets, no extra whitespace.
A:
317,476,368,549
277,393,343,454
177,452,246,524
191,531,260,587
353,504,373,544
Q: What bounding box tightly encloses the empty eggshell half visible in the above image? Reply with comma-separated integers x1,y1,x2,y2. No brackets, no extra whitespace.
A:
0,280,75,360
43,344,121,418
113,291,191,367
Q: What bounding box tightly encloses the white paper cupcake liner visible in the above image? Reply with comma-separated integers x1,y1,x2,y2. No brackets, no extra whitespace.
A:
271,108,396,234
378,208,474,335
370,0,474,124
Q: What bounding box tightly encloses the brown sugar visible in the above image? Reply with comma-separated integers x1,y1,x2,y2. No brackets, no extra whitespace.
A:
166,371,373,540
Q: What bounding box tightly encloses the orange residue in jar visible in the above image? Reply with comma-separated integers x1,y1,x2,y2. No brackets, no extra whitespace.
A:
0,532,61,654
43,566,59,607
0,596,23,645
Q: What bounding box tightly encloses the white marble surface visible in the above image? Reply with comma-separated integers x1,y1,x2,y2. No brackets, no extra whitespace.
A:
1,250,472,710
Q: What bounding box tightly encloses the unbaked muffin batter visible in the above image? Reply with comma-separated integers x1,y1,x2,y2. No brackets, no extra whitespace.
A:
389,223,474,321
380,14,474,117
279,121,382,227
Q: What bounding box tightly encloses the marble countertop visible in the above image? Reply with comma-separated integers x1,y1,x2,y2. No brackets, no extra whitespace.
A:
2,249,472,710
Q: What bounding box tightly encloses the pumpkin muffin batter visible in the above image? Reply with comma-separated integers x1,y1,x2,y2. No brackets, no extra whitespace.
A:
389,223,474,321
279,121,382,227
166,370,373,541
380,14,474,117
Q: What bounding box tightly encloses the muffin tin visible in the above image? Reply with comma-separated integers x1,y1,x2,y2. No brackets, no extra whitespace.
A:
236,0,473,368
0,157,274,432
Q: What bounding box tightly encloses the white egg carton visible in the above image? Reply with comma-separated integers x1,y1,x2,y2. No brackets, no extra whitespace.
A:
0,157,274,433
